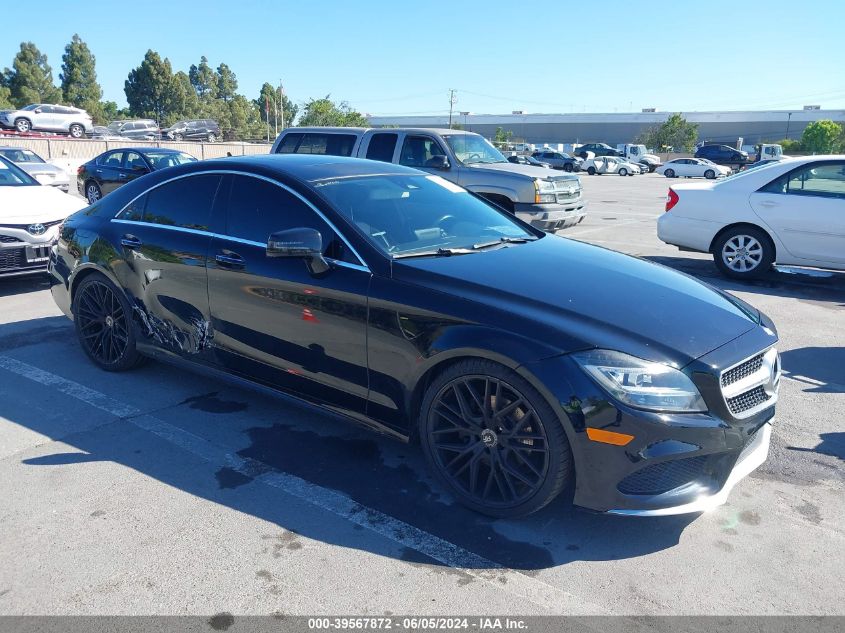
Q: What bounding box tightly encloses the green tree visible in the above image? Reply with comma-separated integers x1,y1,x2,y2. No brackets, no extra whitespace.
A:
60,35,102,108
800,120,842,154
168,71,200,123
215,63,237,103
297,96,368,127
0,85,13,109
255,82,299,133
4,42,63,107
636,113,698,152
493,127,513,144
188,56,217,99
124,50,178,124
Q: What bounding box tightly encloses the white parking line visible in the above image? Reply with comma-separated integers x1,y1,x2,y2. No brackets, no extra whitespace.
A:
0,354,612,615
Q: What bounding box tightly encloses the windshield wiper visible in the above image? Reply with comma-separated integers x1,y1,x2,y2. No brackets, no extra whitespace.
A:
471,236,537,250
393,247,475,259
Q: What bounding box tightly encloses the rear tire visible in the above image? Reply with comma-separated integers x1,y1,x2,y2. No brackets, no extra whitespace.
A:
72,273,146,371
419,359,573,517
712,226,774,279
85,181,102,204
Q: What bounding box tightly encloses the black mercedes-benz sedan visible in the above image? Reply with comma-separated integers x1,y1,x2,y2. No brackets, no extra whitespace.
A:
49,154,780,518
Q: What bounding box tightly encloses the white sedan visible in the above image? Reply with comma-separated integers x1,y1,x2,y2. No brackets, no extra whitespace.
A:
657,156,845,278
582,156,642,176
0,156,85,278
657,158,731,179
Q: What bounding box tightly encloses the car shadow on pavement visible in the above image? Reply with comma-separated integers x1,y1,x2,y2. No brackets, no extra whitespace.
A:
786,432,845,462
642,255,845,305
780,347,845,393
0,274,51,298
1,317,696,573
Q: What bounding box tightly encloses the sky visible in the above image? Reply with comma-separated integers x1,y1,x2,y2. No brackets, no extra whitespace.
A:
3,0,845,116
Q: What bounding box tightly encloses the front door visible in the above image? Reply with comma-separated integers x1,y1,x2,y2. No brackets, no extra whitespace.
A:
750,160,845,265
207,174,371,415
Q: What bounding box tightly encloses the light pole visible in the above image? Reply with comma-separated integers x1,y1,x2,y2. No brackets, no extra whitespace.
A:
785,111,793,139
448,89,457,129
278,80,285,132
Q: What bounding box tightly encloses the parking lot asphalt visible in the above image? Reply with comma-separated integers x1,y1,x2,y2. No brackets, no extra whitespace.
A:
1,173,843,616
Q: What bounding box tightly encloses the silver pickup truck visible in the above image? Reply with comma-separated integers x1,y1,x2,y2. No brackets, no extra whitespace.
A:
270,127,587,231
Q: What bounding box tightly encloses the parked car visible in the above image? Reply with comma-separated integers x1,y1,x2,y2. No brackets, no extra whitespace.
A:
582,156,641,176
50,154,780,518
105,119,162,141
272,127,586,231
0,146,71,192
658,156,845,278
657,158,731,179
78,148,198,203
0,156,85,277
507,154,550,168
0,104,93,138
531,150,581,172
694,144,749,166
575,143,623,159
162,119,220,142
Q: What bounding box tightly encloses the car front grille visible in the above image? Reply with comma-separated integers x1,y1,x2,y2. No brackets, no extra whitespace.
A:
617,456,708,495
0,247,26,272
0,234,22,243
720,347,780,418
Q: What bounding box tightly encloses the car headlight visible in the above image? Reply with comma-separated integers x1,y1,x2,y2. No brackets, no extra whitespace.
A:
572,349,707,412
534,179,556,203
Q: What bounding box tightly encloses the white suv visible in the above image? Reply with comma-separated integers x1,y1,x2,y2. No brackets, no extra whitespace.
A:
0,104,93,138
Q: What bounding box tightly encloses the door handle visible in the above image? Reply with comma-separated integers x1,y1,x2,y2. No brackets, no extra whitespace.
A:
215,252,245,268
121,234,142,248
118,173,127,179
758,200,779,208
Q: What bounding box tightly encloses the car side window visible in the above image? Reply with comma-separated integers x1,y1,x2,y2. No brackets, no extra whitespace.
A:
276,133,303,154
399,136,446,167
226,175,357,263
366,133,398,162
296,133,357,156
137,174,222,230
762,162,845,199
125,152,146,170
101,152,124,168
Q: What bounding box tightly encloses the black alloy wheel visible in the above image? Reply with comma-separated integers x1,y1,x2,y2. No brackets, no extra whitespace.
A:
420,360,572,517
73,275,144,371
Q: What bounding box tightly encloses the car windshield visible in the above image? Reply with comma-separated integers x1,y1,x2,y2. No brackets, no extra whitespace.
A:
313,173,536,256
143,152,197,169
107,122,124,132
443,134,507,165
0,148,45,163
21,104,40,111
0,156,39,186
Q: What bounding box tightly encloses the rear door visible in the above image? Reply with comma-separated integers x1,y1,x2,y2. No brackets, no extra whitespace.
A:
750,160,845,265
362,132,399,163
207,174,371,414
96,151,125,195
110,173,224,361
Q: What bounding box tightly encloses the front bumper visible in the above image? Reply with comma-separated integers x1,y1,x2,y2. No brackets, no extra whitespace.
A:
523,324,779,515
515,201,587,231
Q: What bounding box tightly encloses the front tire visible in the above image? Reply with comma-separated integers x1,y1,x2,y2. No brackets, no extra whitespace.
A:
172,133,183,142
72,274,145,371
586,166,596,175
618,168,628,177
14,118,31,133
712,227,774,279
420,359,573,518
664,168,675,178
563,163,573,172
704,169,716,179
207,132,217,142
69,124,84,138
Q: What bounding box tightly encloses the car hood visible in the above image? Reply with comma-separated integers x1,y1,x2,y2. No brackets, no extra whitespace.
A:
16,162,68,177
0,186,86,224
392,236,759,366
468,161,579,181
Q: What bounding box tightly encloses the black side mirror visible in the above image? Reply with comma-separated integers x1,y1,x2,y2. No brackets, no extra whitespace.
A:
426,154,450,170
267,227,330,275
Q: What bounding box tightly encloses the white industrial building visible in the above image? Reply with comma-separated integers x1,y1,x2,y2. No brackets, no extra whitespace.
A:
367,109,845,146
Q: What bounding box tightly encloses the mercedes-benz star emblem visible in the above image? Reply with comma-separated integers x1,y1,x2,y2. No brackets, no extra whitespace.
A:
27,223,46,236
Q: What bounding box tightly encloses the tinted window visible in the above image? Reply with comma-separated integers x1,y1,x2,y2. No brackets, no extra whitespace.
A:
226,175,356,262
399,136,446,167
125,152,146,170
138,174,222,230
276,133,303,153
366,133,398,162
297,133,357,156
99,152,124,167
762,162,845,199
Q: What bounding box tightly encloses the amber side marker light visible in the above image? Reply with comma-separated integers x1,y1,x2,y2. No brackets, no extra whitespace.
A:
586,428,635,446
